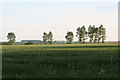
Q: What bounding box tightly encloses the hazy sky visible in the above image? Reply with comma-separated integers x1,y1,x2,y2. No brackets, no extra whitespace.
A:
0,0,118,41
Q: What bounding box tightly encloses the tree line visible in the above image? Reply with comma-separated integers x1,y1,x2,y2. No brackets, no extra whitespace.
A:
5,25,106,45
65,25,106,44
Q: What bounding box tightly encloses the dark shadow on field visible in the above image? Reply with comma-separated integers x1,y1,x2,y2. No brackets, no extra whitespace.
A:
2,46,118,78
39,46,119,48
2,50,118,78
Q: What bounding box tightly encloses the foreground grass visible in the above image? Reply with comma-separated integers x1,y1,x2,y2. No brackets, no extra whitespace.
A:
2,43,119,78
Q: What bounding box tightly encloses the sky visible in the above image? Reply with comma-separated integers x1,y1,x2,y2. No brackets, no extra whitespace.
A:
0,0,119,42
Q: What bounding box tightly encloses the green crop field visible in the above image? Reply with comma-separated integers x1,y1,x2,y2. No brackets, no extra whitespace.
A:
2,43,119,78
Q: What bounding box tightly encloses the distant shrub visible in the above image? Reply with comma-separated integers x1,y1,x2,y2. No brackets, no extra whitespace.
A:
24,41,34,45
2,42,9,45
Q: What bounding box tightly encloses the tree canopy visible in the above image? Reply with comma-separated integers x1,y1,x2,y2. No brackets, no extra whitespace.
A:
65,31,74,44
43,31,53,44
7,32,16,45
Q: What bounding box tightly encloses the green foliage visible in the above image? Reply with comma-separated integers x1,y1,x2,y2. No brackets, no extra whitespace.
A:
2,43,118,78
65,31,74,44
48,31,53,44
43,32,48,44
88,25,106,43
94,27,99,43
1,42,9,45
24,41,34,45
7,32,16,45
76,26,87,43
98,25,106,43
43,31,53,44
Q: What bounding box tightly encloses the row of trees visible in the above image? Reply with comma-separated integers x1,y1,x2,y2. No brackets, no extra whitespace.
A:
6,25,106,45
65,25,106,44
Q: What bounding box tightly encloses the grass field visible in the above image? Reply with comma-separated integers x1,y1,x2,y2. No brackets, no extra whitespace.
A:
2,43,119,78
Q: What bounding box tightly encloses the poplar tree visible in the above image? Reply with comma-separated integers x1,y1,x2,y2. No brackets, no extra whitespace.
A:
43,32,48,44
98,25,106,43
48,31,53,44
76,26,87,43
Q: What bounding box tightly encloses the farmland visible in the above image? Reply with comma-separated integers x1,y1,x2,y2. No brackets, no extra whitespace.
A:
2,43,119,78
